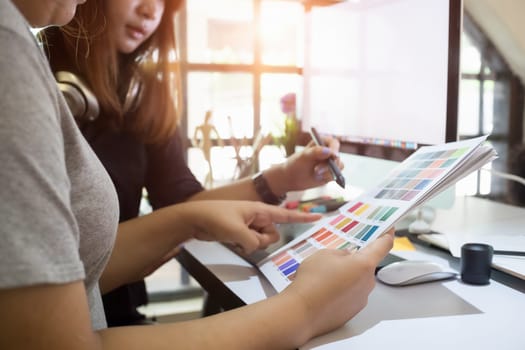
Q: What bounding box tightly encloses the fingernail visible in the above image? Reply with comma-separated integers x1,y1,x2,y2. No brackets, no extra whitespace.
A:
315,167,327,176
322,147,331,155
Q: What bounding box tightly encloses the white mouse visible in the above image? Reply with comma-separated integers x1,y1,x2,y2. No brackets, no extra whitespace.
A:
376,260,458,286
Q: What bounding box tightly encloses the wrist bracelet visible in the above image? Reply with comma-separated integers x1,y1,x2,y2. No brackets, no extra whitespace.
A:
252,172,287,205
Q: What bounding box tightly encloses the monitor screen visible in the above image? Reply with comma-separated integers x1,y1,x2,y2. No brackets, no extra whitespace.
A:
301,0,461,161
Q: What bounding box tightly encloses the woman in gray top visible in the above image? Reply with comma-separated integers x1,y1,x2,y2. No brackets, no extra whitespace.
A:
0,0,394,349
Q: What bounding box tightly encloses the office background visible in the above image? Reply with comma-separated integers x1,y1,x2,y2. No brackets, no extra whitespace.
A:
169,0,525,201
141,0,525,316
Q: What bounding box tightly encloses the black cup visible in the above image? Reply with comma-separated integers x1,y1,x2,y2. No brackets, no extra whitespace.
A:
460,243,493,285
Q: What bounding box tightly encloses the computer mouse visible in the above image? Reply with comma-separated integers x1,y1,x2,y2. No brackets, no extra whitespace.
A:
376,260,458,286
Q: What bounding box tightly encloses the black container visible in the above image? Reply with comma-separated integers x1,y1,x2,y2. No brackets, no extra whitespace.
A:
460,243,493,285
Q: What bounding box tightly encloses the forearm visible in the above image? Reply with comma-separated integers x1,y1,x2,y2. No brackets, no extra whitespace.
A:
189,176,260,201
98,292,310,350
189,164,289,202
99,206,195,294
1,281,311,350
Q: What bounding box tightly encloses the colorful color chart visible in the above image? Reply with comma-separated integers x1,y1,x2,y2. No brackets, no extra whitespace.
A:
329,214,380,242
375,147,468,201
265,144,470,285
346,201,399,222
259,136,492,293
269,227,359,282
268,200,400,282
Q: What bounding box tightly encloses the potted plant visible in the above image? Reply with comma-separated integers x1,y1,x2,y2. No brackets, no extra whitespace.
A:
277,92,300,157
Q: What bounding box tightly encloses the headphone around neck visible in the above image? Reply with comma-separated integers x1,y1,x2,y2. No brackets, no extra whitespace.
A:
55,71,143,125
55,71,100,124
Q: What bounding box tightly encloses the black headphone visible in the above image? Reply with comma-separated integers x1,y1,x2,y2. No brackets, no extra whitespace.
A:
55,71,100,124
56,71,143,124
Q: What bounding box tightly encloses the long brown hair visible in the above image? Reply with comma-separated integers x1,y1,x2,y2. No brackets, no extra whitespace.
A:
45,0,184,144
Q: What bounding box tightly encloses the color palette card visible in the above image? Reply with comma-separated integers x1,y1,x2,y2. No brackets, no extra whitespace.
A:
258,136,497,292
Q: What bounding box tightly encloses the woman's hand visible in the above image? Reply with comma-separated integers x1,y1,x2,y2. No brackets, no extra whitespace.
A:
281,228,395,340
266,135,344,195
182,200,322,254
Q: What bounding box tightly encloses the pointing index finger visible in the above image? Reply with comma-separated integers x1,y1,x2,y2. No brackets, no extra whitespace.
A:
270,207,322,224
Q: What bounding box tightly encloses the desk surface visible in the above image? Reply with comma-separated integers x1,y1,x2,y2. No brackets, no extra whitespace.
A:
177,195,525,350
420,195,525,279
178,239,525,350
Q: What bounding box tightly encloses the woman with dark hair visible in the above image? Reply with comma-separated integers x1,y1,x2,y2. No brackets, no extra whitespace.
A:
42,0,346,326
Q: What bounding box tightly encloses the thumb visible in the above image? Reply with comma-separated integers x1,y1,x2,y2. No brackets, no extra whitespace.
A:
255,229,280,248
356,229,394,264
221,225,261,255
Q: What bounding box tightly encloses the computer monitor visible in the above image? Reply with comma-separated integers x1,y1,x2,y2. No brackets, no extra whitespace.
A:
301,0,462,212
301,0,461,162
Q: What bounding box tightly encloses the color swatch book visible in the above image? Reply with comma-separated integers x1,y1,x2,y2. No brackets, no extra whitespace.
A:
258,135,497,292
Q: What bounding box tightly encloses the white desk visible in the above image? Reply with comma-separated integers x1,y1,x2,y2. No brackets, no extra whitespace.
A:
178,238,524,350
301,249,524,349
420,195,525,279
176,195,525,349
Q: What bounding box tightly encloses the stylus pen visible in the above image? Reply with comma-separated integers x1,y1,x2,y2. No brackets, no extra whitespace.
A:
310,127,346,189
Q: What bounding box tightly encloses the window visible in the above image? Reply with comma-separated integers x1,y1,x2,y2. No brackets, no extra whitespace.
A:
179,3,524,200
180,0,306,184
456,12,524,201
